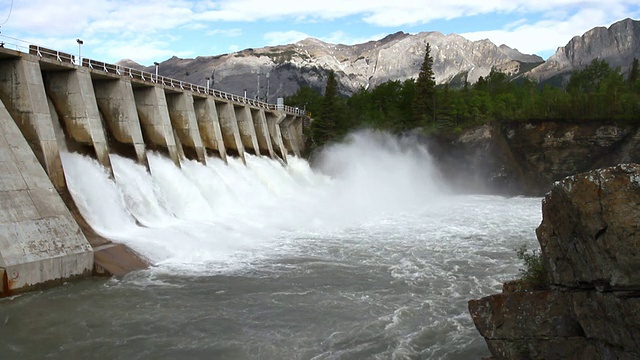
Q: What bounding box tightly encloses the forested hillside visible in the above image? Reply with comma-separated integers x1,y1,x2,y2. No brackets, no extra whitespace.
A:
289,50,640,155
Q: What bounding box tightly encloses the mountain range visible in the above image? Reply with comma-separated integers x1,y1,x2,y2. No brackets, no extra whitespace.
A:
119,18,640,101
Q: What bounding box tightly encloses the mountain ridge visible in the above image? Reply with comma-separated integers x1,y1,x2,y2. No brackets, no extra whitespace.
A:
119,18,639,100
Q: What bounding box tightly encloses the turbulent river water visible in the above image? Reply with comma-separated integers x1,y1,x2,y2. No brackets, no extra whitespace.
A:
0,131,542,359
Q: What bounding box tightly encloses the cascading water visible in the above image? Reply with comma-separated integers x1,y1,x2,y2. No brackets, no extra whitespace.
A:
0,130,542,359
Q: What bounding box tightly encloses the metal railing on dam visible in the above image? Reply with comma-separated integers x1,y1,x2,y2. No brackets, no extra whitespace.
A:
0,35,308,297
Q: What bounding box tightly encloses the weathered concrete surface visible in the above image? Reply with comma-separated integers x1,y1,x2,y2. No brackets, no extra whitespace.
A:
235,104,260,155
44,68,113,172
132,86,182,167
93,243,149,277
93,78,149,168
0,98,93,295
0,57,66,191
469,165,640,359
217,101,245,161
166,92,207,164
265,111,287,162
251,108,275,158
280,115,302,157
193,97,227,162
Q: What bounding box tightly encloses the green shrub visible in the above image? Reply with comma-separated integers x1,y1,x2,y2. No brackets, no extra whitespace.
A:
516,245,549,290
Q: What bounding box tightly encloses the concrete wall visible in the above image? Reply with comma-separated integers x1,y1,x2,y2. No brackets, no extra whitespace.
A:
265,111,287,162
235,105,260,155
0,98,93,295
251,108,275,158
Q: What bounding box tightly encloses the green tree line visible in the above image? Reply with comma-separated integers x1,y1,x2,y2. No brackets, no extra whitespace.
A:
285,45,640,154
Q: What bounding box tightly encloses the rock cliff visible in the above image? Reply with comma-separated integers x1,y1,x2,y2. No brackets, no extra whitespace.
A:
427,120,640,196
527,18,640,84
469,164,640,359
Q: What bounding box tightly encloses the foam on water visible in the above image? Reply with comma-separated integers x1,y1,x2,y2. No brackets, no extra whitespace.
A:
13,131,544,358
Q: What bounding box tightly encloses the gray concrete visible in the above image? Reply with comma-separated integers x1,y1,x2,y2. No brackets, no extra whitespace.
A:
193,97,227,162
0,57,66,191
166,92,207,164
265,111,288,162
251,108,275,158
133,86,182,167
235,105,260,155
217,101,245,162
0,98,93,295
280,115,302,157
45,67,113,172
93,78,149,168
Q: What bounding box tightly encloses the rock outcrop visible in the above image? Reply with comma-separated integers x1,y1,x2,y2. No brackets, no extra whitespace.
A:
527,18,640,84
427,121,640,196
468,164,640,359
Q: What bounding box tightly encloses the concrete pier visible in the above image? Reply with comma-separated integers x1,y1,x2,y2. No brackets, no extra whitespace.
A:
193,97,227,162
252,108,275,158
280,115,302,157
166,92,207,164
44,68,113,172
0,57,66,190
93,78,149,168
133,86,182,167
217,101,245,161
235,105,260,155
265,111,288,162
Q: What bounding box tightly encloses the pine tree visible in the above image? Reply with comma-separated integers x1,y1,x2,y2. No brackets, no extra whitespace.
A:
410,43,436,130
311,70,338,147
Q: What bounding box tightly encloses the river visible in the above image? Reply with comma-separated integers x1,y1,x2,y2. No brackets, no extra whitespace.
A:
0,130,542,359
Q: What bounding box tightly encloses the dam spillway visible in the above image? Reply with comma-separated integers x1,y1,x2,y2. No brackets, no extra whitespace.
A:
0,44,307,296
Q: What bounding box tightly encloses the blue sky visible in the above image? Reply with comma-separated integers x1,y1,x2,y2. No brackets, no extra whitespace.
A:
0,0,638,66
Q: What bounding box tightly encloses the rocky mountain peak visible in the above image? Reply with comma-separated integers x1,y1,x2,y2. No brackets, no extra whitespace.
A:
527,18,640,83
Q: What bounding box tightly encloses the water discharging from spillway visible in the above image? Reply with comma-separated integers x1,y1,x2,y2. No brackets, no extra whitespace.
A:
4,130,542,359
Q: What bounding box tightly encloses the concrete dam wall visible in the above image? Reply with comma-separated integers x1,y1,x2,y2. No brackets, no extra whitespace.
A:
0,46,306,296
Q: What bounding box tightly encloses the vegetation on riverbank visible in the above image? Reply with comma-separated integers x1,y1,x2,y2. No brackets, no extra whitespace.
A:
286,44,640,154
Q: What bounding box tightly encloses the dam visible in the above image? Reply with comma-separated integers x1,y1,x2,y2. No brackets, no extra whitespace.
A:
0,43,307,296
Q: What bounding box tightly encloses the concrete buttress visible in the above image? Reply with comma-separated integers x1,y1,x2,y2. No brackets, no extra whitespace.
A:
165,92,207,164
265,111,287,163
44,68,113,173
235,105,260,155
93,78,149,168
193,97,227,162
251,108,275,158
217,101,245,162
132,86,182,167
0,57,66,190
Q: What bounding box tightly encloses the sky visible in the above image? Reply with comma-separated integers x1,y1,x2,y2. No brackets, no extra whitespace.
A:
0,0,638,66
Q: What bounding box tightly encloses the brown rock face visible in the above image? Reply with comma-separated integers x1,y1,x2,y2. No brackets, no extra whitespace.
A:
469,165,640,359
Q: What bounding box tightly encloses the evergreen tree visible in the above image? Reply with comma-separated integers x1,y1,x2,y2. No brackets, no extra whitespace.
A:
310,70,338,147
629,57,639,84
410,43,436,130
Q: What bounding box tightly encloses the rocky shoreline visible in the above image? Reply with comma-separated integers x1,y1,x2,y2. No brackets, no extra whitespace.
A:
468,164,640,359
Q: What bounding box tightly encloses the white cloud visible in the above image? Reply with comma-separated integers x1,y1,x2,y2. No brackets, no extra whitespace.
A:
207,28,243,37
462,6,637,57
263,30,310,45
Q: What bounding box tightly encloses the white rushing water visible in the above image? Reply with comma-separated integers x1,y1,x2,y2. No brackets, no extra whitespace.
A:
49,130,543,359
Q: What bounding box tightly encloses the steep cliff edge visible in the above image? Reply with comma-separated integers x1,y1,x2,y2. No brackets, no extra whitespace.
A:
468,164,640,359
427,121,640,196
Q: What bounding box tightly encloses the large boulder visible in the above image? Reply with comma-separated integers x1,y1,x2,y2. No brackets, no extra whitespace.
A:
469,164,640,359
